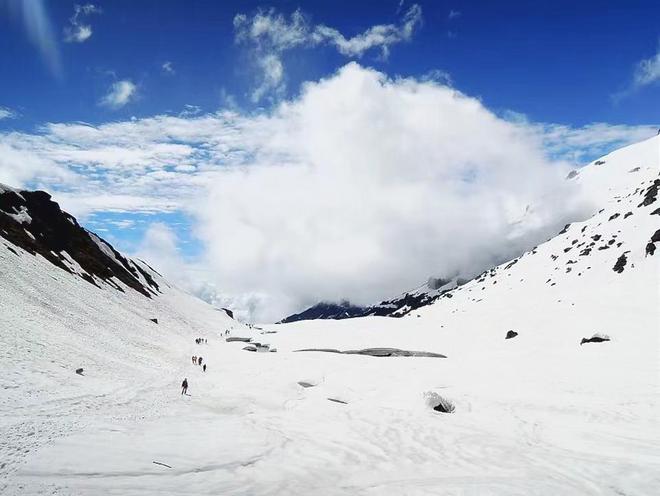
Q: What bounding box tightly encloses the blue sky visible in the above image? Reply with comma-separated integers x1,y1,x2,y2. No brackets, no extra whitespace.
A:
0,0,658,320
1,0,658,129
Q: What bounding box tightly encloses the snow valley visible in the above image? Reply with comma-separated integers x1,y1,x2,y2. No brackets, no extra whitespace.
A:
0,133,659,494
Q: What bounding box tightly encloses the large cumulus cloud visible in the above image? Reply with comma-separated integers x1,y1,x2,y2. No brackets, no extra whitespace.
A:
193,63,588,321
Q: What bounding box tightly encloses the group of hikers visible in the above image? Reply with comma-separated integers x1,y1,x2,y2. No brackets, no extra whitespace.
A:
191,354,206,372
182,334,228,394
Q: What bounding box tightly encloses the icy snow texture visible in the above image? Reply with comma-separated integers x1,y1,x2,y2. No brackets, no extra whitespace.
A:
0,136,659,495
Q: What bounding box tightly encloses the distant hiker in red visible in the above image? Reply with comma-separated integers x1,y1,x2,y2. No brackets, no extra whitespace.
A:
203,364,207,372
181,378,188,395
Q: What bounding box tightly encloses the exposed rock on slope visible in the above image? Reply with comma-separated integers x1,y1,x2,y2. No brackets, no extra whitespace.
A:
0,184,159,297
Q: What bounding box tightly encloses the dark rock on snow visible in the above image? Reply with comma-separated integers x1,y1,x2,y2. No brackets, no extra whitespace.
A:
580,334,611,345
505,330,518,339
227,337,252,343
612,252,629,273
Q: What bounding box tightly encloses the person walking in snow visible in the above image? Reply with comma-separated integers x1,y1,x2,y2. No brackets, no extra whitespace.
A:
203,364,207,372
198,357,203,366
181,378,188,395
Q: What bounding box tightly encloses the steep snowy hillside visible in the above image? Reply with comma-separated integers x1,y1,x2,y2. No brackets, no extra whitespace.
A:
1,136,658,495
0,189,246,494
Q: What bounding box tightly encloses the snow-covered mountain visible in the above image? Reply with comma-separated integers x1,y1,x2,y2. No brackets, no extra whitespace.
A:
1,136,658,495
282,136,660,322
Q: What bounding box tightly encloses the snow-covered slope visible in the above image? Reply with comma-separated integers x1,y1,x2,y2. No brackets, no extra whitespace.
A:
0,189,250,493
1,136,659,495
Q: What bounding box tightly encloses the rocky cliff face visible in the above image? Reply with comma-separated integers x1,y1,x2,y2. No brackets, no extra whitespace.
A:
0,184,159,297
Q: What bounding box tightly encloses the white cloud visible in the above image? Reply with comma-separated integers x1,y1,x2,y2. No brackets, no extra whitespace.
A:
613,47,660,100
64,3,101,43
100,80,137,109
0,64,656,321
0,107,17,120
162,61,175,74
2,0,62,77
633,49,660,88
234,5,423,102
448,10,461,20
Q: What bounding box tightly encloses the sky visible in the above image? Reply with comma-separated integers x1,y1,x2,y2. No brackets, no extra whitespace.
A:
0,0,658,321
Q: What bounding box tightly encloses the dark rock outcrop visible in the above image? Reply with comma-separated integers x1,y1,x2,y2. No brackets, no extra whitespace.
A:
612,252,629,273
0,185,159,297
226,337,252,343
646,242,656,257
638,179,659,207
505,330,518,339
580,334,611,345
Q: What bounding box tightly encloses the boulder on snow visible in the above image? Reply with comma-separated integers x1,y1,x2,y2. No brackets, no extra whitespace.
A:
75,368,84,375
227,337,252,343
646,242,656,257
298,381,315,388
295,347,446,358
612,252,629,273
243,345,257,352
580,333,611,345
505,330,518,340
149,318,158,324
425,391,455,413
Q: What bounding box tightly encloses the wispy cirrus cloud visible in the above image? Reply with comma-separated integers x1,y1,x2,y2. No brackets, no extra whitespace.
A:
233,4,423,102
1,0,62,77
0,107,17,120
162,61,175,75
613,46,660,101
100,80,137,109
632,49,660,88
64,3,102,43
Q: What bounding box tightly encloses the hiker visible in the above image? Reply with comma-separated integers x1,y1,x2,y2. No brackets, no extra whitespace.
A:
193,356,197,365
198,357,203,366
205,338,207,344
203,364,207,372
181,378,188,395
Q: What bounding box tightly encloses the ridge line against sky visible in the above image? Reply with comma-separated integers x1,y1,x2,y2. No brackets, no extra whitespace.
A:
0,0,658,320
